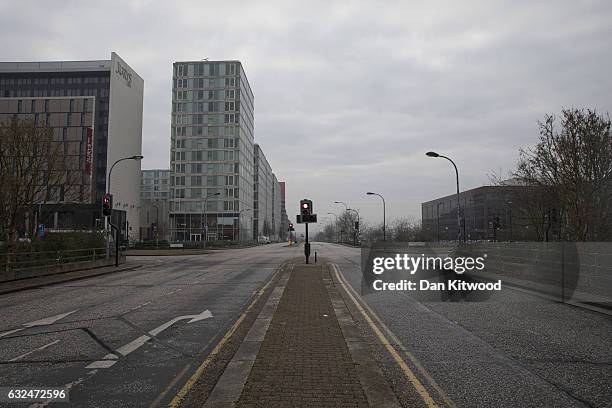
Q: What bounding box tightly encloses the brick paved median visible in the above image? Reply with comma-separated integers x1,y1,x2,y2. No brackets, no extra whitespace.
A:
236,263,369,408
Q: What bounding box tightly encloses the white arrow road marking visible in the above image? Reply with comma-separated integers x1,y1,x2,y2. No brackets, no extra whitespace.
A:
0,310,78,338
85,310,213,369
9,339,60,361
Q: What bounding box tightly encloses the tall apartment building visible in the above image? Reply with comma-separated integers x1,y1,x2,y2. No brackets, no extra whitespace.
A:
140,169,170,241
279,181,290,240
271,173,282,240
0,53,143,239
169,60,254,242
253,144,273,240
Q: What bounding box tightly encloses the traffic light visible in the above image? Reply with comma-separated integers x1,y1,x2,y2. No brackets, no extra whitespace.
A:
102,193,113,217
300,199,313,216
354,221,359,230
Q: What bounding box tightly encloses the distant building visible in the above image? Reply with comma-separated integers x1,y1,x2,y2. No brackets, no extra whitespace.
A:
169,60,254,242
0,53,144,240
271,173,282,241
279,181,290,240
422,185,543,242
140,169,170,241
253,144,274,241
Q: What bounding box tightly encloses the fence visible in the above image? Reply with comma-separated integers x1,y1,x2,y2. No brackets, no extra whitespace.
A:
0,247,123,282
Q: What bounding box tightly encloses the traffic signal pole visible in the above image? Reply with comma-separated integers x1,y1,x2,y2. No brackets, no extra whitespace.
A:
304,223,310,264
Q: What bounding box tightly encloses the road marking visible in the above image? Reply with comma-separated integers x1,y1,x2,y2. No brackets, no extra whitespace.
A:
0,310,78,338
331,263,443,408
85,310,213,369
9,339,60,361
168,263,290,408
29,369,98,408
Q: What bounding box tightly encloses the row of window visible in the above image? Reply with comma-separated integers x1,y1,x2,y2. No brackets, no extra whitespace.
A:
171,162,239,175
175,63,237,78
3,88,108,98
174,137,238,149
0,76,109,86
172,125,237,138
174,101,238,113
174,113,239,125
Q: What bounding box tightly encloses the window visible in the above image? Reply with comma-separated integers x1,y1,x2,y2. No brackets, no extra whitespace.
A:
224,77,235,87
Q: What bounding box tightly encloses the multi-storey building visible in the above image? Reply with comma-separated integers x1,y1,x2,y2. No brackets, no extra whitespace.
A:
271,173,282,241
0,53,143,240
140,169,170,242
169,60,254,242
279,181,290,240
253,144,274,240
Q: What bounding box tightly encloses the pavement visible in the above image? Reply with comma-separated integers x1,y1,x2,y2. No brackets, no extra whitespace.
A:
203,261,398,408
0,241,610,407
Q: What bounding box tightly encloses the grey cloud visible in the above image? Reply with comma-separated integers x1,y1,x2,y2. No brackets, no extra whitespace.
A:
1,0,611,228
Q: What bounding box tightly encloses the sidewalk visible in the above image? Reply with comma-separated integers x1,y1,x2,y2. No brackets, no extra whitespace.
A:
202,261,399,408
0,262,141,295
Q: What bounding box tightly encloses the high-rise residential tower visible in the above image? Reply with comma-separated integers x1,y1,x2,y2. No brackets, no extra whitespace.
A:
169,60,254,242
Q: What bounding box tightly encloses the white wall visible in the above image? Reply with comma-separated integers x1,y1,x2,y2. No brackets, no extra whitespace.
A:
107,52,144,240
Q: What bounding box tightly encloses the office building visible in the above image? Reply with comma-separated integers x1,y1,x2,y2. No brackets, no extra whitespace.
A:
140,169,170,241
422,184,543,241
169,60,254,242
279,181,290,240
0,53,143,240
253,144,274,240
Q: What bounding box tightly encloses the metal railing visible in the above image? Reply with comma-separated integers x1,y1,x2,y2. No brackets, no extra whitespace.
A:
0,247,109,273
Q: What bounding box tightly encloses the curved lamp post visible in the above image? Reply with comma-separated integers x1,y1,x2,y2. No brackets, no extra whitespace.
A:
426,151,461,243
238,208,252,244
366,192,386,241
106,155,143,265
327,212,339,243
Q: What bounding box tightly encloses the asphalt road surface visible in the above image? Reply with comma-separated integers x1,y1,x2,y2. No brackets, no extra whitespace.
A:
315,242,612,408
1,242,610,408
0,243,300,407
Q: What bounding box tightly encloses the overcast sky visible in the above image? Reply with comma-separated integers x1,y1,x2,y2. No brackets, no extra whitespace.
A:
1,0,611,232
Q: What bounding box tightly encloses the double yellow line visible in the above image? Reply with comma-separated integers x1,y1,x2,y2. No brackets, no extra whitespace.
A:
331,263,456,408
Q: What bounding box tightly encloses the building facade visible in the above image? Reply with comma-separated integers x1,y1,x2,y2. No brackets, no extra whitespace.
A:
271,173,282,241
279,181,290,240
140,169,170,242
169,60,254,242
422,185,542,242
253,144,274,240
0,53,144,240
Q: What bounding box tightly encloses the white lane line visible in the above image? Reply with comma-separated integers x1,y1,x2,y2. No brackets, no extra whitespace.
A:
9,340,60,362
29,369,98,408
85,310,213,369
0,310,78,338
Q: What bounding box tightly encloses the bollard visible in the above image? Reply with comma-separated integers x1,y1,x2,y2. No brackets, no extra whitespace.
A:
314,251,317,263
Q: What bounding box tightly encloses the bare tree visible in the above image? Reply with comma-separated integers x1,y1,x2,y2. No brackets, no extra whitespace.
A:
514,108,612,241
391,217,427,242
0,118,81,257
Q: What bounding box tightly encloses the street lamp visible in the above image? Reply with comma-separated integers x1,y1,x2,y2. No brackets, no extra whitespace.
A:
426,151,461,243
204,192,221,246
107,155,144,194
150,202,159,248
366,192,386,241
327,212,339,243
106,155,143,266
238,208,252,244
333,202,348,243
